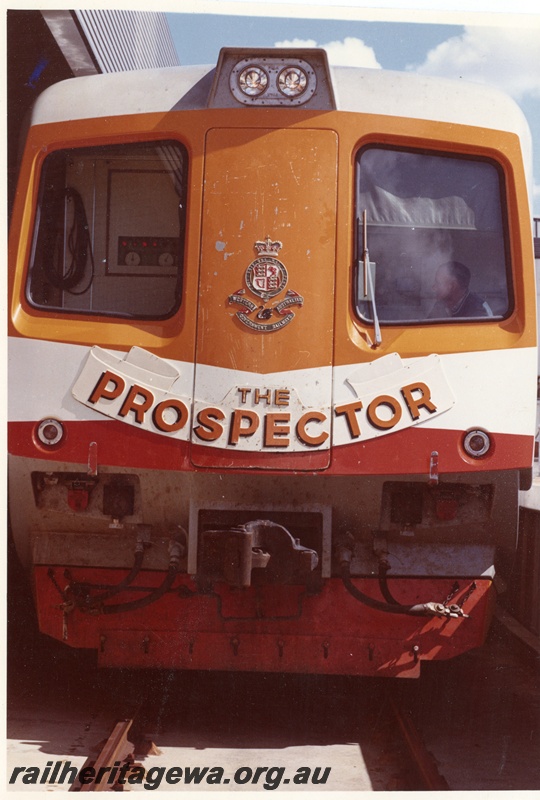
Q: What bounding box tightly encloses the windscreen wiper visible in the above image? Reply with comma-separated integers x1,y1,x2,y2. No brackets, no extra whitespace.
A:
361,209,382,348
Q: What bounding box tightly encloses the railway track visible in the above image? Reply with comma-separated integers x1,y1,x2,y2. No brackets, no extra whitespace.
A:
7,608,538,792
72,719,137,792
62,685,448,792
389,698,449,790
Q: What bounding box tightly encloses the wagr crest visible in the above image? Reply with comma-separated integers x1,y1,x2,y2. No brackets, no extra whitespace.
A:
228,237,304,332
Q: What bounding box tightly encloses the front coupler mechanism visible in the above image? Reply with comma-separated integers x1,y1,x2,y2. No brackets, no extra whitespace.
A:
198,519,319,588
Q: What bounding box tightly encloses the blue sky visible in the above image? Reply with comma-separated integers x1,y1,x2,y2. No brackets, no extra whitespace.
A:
166,2,540,218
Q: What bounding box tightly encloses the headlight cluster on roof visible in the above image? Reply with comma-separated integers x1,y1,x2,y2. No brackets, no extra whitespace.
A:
208,48,335,110
230,57,316,106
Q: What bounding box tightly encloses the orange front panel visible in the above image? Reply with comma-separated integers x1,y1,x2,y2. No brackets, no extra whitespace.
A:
191,128,337,469
195,127,337,374
10,113,534,362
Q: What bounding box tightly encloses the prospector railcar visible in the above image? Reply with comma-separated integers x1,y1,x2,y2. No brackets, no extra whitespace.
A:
8,48,537,677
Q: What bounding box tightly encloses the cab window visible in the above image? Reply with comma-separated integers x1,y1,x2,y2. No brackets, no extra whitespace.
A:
27,140,187,319
355,146,511,324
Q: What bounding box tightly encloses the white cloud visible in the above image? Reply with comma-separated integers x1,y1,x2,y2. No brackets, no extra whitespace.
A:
274,36,382,69
408,26,540,100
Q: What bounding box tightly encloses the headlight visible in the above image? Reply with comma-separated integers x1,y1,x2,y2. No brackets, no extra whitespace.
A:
278,66,308,97
238,66,268,97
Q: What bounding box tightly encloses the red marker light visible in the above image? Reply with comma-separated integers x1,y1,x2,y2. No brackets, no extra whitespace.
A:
35,418,65,447
463,429,492,458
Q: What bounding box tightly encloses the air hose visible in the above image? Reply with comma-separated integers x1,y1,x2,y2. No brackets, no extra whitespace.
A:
99,528,185,615
378,559,401,605
62,527,186,616
101,563,179,615
66,526,151,612
339,547,468,619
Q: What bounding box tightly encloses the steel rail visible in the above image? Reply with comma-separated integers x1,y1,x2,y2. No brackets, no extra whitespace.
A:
76,718,135,792
390,697,450,791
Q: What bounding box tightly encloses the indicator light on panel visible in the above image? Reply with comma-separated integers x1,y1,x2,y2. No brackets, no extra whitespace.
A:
35,418,65,448
462,429,492,458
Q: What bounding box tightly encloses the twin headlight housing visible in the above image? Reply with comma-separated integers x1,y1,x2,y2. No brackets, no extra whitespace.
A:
230,56,316,106
208,48,334,109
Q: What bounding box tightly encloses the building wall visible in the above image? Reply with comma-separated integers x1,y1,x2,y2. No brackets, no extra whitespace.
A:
8,9,180,213
74,10,179,72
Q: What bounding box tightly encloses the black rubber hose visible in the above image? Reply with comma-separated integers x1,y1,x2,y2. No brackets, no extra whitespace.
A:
100,565,179,615
77,549,145,609
378,560,401,605
341,562,438,617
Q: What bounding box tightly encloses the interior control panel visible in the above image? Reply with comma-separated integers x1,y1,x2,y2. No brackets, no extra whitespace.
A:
118,236,179,268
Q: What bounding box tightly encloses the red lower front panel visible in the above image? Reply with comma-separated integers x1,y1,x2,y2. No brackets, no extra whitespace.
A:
34,567,494,678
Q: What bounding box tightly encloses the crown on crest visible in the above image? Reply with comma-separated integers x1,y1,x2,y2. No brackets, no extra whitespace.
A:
254,236,282,256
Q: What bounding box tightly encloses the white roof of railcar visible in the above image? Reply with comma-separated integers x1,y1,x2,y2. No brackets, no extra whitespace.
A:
28,62,532,181
29,63,528,134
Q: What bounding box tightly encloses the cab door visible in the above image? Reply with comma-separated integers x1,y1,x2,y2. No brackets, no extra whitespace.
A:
191,127,338,470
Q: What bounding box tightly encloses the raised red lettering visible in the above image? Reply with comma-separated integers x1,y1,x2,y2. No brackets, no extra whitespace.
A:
118,384,154,424
366,395,402,430
296,411,329,447
401,382,437,420
274,389,290,406
88,370,125,404
229,409,259,445
153,399,189,433
334,400,363,438
254,389,272,405
193,407,225,442
264,413,290,447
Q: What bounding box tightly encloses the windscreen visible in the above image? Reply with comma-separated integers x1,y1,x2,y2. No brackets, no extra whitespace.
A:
356,146,511,324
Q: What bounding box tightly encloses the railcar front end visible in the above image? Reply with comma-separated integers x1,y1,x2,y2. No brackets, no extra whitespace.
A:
8,49,537,677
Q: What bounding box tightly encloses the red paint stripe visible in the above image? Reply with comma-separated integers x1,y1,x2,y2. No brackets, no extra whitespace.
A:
9,419,533,475
9,419,191,471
